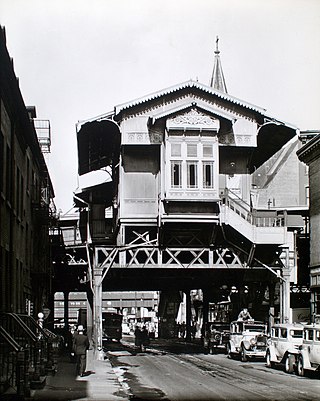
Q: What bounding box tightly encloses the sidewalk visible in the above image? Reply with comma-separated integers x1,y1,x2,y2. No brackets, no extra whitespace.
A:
31,349,129,401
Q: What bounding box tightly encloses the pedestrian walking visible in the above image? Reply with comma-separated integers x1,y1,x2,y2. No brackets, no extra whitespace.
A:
72,325,89,377
140,325,150,351
134,325,143,351
134,324,150,352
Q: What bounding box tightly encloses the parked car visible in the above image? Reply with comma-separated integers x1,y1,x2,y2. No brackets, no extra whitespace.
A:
227,320,268,361
203,322,230,354
266,323,304,373
296,324,320,377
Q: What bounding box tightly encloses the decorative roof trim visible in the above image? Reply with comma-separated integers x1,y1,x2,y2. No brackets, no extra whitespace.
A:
297,133,320,164
76,110,115,131
114,80,267,115
149,101,235,124
262,115,298,132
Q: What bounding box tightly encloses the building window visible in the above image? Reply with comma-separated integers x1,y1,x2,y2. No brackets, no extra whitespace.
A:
171,143,181,157
203,162,214,188
171,161,182,188
187,144,197,157
26,157,30,192
6,145,11,199
203,145,213,157
168,138,217,192
187,162,198,188
16,167,20,216
305,186,309,205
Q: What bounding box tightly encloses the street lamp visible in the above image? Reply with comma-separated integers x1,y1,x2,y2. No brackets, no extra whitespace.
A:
38,312,44,328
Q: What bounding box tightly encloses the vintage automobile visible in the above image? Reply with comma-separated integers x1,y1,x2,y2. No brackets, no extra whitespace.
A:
227,320,268,361
296,324,320,377
203,322,230,354
266,323,304,373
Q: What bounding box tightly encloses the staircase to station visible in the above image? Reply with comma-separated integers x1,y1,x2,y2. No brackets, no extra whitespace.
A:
220,191,292,246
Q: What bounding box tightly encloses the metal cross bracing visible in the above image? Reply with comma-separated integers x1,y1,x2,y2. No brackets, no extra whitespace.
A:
94,245,244,269
66,253,87,265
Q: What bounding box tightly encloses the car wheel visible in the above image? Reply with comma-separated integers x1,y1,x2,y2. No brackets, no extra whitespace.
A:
241,345,248,362
285,354,294,374
227,343,233,359
297,356,305,377
266,350,274,368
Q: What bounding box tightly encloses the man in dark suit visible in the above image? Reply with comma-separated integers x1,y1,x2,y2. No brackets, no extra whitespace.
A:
73,325,90,376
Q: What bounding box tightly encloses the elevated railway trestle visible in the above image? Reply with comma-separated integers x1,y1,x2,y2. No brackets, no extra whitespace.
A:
80,230,291,359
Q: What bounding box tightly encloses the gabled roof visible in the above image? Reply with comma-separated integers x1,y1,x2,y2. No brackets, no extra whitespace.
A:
114,80,267,116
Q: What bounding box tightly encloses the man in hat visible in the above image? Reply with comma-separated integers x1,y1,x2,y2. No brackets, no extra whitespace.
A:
72,325,89,376
237,308,253,321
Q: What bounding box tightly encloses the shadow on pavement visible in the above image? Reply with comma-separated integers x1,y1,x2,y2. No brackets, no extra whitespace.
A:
31,352,88,401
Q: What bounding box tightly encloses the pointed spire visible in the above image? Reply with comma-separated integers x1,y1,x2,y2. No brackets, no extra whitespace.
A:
210,36,228,93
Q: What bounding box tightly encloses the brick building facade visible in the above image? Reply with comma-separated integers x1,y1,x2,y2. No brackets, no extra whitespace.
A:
0,26,55,318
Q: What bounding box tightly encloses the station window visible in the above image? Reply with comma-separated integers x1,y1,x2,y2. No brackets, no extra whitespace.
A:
171,143,181,157
203,162,214,188
187,161,198,188
171,161,182,188
169,139,217,191
187,144,197,157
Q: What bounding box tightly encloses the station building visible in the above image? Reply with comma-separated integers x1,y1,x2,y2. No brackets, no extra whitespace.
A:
70,40,310,346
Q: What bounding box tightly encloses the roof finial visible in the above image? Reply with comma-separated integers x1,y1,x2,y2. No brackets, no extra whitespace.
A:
215,35,219,54
210,36,227,93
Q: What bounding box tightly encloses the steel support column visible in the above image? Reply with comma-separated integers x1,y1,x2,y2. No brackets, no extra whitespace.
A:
202,289,210,329
63,290,69,331
185,290,192,342
86,289,93,343
93,267,104,360
268,282,276,328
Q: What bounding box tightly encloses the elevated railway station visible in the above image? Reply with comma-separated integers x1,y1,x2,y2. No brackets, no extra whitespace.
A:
53,41,310,357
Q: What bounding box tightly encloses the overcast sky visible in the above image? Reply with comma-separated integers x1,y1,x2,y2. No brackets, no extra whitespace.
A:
1,0,320,213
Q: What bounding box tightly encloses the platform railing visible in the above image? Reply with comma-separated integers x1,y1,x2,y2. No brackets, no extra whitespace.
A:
221,189,285,227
